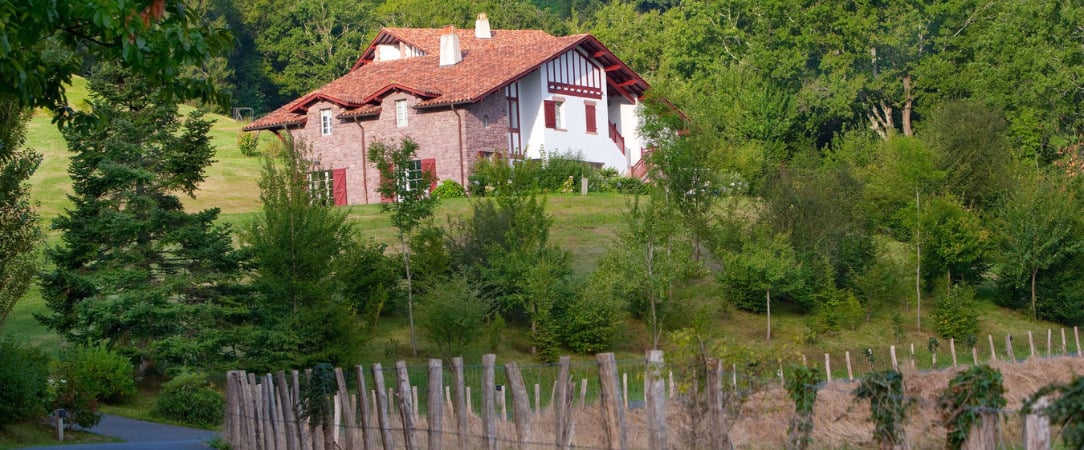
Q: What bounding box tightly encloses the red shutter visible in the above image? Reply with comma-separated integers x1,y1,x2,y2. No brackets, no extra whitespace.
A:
332,168,347,206
379,164,395,203
585,103,597,133
543,100,556,129
421,158,437,191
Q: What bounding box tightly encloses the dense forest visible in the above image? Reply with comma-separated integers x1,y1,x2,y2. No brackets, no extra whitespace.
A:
3,0,1084,430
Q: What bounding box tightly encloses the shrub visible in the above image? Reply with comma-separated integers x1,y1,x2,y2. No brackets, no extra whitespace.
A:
419,275,490,356
431,179,466,199
51,343,136,429
933,283,980,342
556,289,623,353
153,372,225,428
56,343,136,404
0,340,48,426
237,131,259,157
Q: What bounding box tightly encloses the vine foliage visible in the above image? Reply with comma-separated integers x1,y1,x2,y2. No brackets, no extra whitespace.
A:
854,370,910,449
1024,375,1084,449
785,365,821,450
937,365,1005,450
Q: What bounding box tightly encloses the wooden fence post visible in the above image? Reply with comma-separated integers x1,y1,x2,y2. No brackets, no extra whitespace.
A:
555,356,572,449
1062,328,1068,355
1006,335,1016,362
1047,329,1053,357
451,357,468,450
482,354,497,450
371,364,395,450
579,379,588,410
276,371,299,450
335,368,359,450
597,353,627,450
1075,327,1081,357
1024,397,1051,450
238,373,257,450
706,358,730,450
972,347,979,365
845,351,853,381
395,361,418,450
645,350,668,450
963,413,997,450
910,343,916,370
505,361,533,449
890,345,899,371
988,335,997,362
950,338,958,367
427,360,444,450
294,370,312,450
824,353,832,383
534,384,541,415
1029,331,1036,359
354,366,374,450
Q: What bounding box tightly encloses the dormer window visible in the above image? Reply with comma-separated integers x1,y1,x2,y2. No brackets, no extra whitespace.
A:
320,109,333,135
396,100,408,127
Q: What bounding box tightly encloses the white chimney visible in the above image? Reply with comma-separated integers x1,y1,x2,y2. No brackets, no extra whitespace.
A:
475,13,492,39
439,26,462,66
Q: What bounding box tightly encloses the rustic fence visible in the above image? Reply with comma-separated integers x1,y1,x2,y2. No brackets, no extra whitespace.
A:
224,327,1084,449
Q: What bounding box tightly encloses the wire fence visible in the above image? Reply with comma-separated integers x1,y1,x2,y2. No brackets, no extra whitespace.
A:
224,327,1084,449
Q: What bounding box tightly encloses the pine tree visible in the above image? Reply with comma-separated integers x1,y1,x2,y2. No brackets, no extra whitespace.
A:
39,64,245,370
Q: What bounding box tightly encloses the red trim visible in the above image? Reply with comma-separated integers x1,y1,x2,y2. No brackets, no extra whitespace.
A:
585,103,597,133
332,169,348,206
543,100,556,129
288,93,358,114
359,83,440,105
548,82,602,99
421,158,437,192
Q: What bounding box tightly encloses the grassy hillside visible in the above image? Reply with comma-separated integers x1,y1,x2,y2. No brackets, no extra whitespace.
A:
8,78,1067,369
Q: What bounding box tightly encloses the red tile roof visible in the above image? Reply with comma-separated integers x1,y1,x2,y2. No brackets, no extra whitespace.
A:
245,27,648,132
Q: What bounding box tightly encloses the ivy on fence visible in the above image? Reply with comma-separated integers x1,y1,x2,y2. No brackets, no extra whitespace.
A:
854,370,909,450
938,364,1005,450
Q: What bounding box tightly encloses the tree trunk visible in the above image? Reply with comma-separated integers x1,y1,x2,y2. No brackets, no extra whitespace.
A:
916,189,922,332
403,234,417,357
1031,268,1039,321
901,76,914,136
648,241,659,350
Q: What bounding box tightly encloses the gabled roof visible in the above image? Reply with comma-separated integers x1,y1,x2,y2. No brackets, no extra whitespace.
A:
245,26,649,132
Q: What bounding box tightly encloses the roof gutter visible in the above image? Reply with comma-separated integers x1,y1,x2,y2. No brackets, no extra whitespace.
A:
451,104,466,187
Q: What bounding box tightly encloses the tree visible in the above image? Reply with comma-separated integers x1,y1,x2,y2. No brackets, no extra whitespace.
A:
368,138,437,357
38,65,245,369
0,0,232,118
718,229,804,341
994,171,1083,320
419,274,489,357
240,140,365,370
0,100,40,330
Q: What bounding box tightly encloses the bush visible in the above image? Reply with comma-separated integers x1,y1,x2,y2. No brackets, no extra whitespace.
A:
431,179,466,199
51,343,136,429
153,372,225,428
0,340,49,426
556,289,623,353
237,131,259,157
56,343,136,404
933,283,980,342
419,275,490,356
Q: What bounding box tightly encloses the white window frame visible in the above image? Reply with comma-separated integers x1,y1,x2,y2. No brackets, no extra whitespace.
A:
404,159,423,192
320,109,333,135
553,101,564,129
395,99,409,128
307,170,333,205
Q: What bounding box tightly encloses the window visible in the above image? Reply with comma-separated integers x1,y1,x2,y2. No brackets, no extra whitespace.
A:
543,100,564,130
308,170,333,205
395,99,408,127
482,115,490,128
320,109,333,135
402,158,437,193
508,100,519,130
404,159,423,192
585,103,597,133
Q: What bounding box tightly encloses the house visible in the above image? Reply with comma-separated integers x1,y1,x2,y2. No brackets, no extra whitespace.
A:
243,14,650,205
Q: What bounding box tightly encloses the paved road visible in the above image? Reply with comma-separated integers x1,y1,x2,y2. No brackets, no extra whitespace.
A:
26,415,219,450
